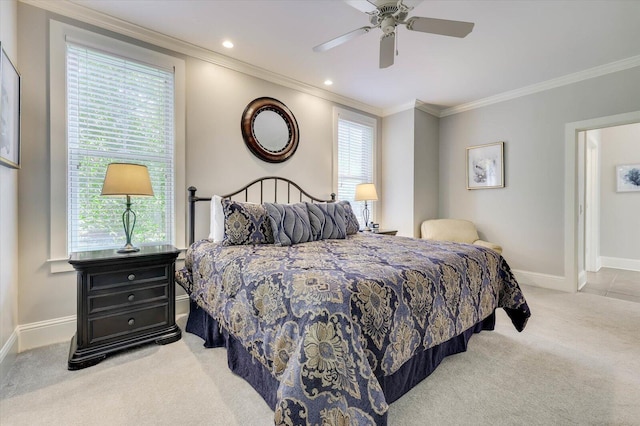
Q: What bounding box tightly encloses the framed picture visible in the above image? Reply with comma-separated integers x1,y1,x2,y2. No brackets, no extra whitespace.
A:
0,43,21,169
616,164,640,192
466,141,504,189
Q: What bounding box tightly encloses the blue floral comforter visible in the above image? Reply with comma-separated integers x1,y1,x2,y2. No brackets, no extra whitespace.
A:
178,233,530,425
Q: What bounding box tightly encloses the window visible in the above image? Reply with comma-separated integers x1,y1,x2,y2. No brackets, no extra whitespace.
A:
66,43,175,252
50,21,185,269
334,108,377,227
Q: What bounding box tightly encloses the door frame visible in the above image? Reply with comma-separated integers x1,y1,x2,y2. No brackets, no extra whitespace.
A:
584,130,601,273
565,111,640,292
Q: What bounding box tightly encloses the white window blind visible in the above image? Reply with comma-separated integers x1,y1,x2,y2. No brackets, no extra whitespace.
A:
337,115,375,227
67,42,175,252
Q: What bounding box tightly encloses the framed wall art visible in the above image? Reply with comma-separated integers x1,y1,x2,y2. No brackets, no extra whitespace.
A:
466,141,504,189
0,42,21,169
616,164,640,192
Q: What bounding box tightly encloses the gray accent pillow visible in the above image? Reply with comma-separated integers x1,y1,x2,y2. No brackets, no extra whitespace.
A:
306,202,347,241
338,200,360,235
222,199,274,246
264,202,314,246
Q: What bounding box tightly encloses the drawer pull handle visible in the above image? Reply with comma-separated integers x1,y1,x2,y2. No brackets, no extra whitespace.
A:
128,318,135,326
127,274,136,281
128,294,135,302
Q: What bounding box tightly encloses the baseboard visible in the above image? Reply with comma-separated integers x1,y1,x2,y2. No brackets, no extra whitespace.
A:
599,256,640,272
512,269,573,292
15,295,192,353
175,294,190,315
0,328,19,381
18,315,76,352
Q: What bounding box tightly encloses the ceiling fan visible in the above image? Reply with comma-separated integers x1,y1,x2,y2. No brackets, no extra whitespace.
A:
313,0,474,68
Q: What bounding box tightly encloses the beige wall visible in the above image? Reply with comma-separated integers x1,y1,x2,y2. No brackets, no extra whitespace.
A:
185,57,337,239
12,1,640,348
439,67,640,277
0,0,19,377
380,108,439,238
413,109,439,237
381,109,414,236
599,123,640,261
16,3,369,330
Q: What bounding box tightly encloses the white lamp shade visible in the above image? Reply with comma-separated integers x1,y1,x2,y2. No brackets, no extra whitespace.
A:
101,163,154,196
354,183,378,201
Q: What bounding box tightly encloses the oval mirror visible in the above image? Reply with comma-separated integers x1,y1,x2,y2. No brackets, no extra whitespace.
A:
241,97,299,163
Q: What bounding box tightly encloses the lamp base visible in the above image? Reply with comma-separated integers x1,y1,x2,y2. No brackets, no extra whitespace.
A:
361,201,371,232
117,244,140,254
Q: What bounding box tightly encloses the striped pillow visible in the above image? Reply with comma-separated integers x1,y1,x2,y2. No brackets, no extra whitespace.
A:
264,202,314,246
306,202,347,241
338,200,360,235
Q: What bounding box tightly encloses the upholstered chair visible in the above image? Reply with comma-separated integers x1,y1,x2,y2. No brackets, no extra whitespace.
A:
420,219,503,254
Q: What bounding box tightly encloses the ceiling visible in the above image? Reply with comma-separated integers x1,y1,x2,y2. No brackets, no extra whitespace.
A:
66,0,640,114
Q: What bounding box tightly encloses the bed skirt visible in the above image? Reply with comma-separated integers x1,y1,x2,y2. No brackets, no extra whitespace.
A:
185,299,496,411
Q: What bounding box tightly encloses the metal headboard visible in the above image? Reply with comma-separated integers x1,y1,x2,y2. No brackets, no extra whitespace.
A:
187,176,336,245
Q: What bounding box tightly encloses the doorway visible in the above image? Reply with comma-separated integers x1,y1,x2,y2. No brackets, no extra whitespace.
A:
565,111,640,294
576,121,640,303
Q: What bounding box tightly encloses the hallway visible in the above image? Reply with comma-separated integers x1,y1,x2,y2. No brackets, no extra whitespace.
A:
580,268,640,303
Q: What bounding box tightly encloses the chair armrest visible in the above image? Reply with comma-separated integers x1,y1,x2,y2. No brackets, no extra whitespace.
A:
473,240,503,254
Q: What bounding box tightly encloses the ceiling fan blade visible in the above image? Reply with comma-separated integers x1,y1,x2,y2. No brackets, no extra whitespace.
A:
313,26,372,52
379,32,395,69
345,0,378,14
406,16,474,38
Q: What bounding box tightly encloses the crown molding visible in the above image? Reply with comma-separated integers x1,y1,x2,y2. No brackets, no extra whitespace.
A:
381,101,416,117
381,100,441,118
440,55,640,117
21,0,383,117
414,100,442,118
20,0,640,120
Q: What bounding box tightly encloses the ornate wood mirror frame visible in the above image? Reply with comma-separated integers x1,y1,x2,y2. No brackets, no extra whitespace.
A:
241,97,299,163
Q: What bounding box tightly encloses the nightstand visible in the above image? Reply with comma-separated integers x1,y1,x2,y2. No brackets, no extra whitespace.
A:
68,244,181,370
374,229,398,236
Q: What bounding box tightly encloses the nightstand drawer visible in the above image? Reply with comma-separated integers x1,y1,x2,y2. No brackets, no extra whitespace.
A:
89,304,169,344
88,284,168,314
88,265,169,291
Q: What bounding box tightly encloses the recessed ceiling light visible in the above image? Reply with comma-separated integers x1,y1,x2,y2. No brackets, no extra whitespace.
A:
222,40,234,49
324,79,333,86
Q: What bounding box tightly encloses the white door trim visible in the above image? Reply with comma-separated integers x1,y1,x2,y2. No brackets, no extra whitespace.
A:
565,111,640,292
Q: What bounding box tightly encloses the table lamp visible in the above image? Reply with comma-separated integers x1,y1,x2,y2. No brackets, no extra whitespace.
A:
101,163,154,253
354,183,378,231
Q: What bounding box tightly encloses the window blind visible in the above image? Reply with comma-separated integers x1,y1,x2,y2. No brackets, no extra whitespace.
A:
337,116,375,227
67,42,175,253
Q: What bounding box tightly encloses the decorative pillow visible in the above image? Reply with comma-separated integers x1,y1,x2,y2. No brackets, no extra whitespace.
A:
264,202,314,246
222,199,274,246
338,200,360,235
208,195,224,242
306,202,347,241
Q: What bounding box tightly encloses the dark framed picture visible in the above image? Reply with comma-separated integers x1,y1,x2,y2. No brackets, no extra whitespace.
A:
466,141,504,189
0,43,21,169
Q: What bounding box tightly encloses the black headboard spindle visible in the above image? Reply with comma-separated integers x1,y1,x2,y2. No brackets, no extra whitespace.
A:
187,177,336,245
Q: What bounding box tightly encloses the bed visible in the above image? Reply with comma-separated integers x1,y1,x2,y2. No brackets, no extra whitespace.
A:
176,176,530,426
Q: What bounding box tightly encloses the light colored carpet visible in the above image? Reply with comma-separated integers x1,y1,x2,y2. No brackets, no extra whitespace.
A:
1,285,639,426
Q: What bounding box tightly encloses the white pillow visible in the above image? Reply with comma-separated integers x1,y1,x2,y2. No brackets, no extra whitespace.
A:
208,195,224,242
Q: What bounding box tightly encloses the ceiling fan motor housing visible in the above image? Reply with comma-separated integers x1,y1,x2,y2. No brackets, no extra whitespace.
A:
369,1,410,33
380,16,397,34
